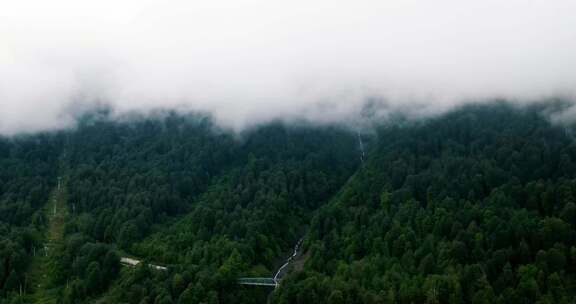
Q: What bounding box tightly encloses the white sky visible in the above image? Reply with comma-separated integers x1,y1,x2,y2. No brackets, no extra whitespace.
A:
1,0,576,134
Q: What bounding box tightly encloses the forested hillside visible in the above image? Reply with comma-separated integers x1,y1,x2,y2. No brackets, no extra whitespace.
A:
61,112,359,303
273,103,576,304
2,102,576,303
0,110,359,303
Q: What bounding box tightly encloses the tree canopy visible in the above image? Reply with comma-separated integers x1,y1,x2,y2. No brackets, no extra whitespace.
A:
3,102,576,303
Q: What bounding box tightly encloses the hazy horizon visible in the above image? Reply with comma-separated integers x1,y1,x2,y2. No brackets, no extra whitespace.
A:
2,0,576,135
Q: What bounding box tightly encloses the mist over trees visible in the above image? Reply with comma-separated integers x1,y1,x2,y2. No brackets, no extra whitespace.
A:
3,0,576,302
2,102,576,303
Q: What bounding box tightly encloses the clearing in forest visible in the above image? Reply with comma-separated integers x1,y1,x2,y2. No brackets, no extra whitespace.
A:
25,176,68,303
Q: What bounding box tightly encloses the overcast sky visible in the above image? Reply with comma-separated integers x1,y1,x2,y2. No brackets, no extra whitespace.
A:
1,0,576,134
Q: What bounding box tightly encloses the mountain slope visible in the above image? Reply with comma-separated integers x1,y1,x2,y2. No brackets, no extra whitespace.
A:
273,102,576,304
3,103,576,303
50,113,359,303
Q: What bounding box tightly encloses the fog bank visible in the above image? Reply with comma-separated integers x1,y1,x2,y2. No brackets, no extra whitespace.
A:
1,0,576,134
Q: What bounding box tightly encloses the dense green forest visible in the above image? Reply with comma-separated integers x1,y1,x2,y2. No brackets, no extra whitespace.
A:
2,102,576,303
274,103,576,304
0,110,359,303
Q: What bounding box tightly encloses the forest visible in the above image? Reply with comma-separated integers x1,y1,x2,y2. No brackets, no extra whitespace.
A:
274,102,576,304
1,101,576,303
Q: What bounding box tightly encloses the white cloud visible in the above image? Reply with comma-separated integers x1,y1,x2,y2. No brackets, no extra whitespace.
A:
1,0,576,134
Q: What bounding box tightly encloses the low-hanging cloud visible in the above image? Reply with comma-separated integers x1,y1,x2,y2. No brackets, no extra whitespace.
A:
1,0,576,135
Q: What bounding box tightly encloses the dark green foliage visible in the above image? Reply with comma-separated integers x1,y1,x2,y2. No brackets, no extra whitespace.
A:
0,134,60,297
273,102,576,303
54,112,358,303
4,102,576,303
98,117,358,303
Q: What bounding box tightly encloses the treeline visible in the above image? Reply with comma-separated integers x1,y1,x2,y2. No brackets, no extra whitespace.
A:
273,102,576,304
